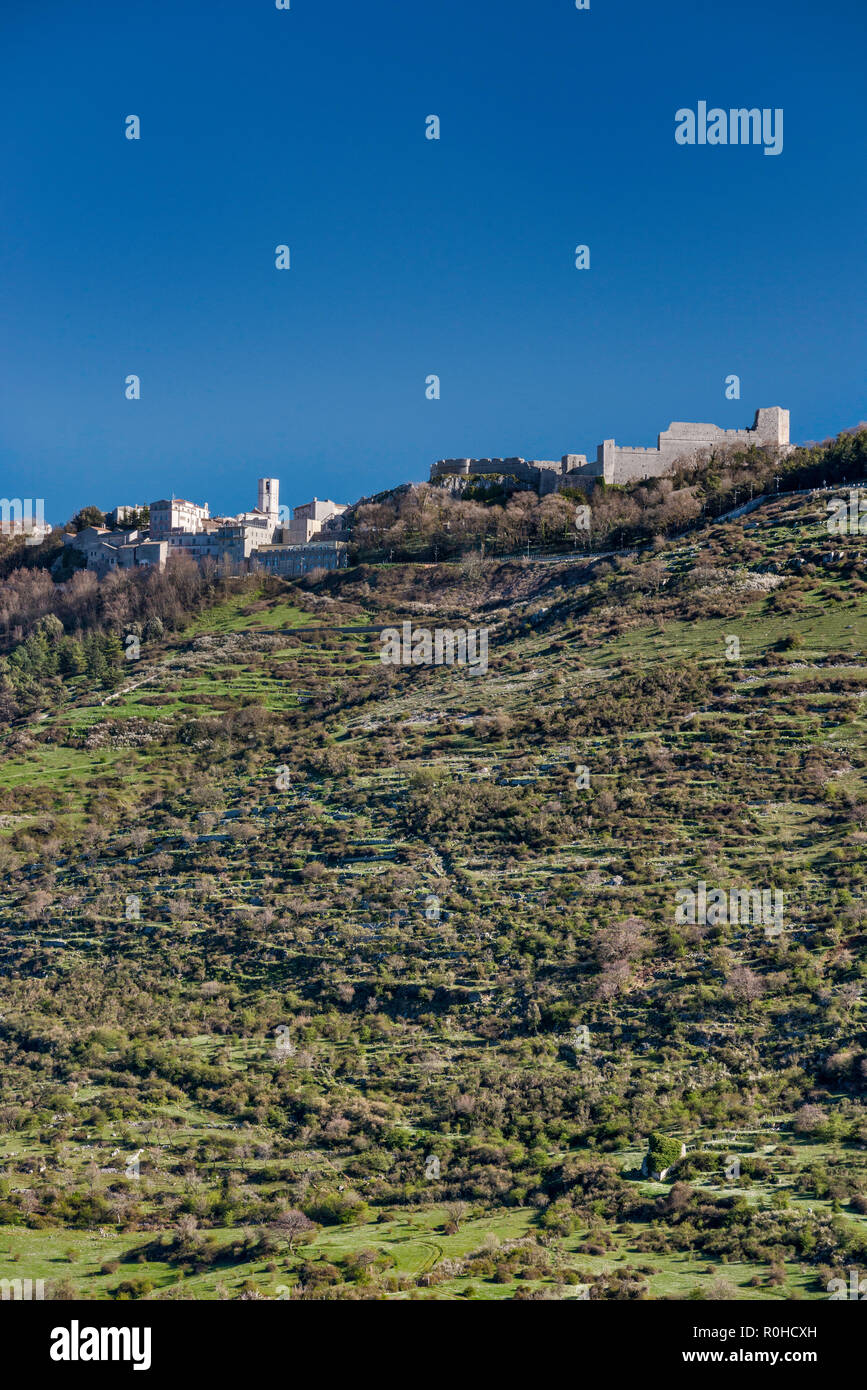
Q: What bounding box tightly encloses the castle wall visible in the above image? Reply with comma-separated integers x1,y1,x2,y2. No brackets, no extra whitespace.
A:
599,441,671,486
430,457,558,491
600,408,791,485
431,409,791,494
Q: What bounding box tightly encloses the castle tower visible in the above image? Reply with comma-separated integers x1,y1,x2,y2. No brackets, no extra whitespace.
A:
752,408,790,447
257,477,279,515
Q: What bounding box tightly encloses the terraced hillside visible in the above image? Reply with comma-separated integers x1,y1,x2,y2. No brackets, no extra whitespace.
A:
1,487,865,1301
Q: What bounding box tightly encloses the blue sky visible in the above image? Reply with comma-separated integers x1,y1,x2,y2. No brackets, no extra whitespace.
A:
1,0,864,523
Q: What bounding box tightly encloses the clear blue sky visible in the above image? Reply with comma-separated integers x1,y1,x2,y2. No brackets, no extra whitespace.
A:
1,0,864,523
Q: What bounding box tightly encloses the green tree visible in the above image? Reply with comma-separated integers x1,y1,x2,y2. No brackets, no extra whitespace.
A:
71,506,106,532
645,1132,683,1175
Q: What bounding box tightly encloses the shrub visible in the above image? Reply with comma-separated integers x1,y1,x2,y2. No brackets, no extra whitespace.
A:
645,1133,683,1175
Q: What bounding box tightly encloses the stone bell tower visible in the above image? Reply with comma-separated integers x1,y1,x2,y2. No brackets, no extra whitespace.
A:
257,477,279,516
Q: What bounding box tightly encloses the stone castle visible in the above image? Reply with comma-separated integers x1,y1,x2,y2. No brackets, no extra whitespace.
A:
430,406,791,494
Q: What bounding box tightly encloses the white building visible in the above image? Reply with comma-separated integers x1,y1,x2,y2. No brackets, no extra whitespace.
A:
106,504,146,527
69,477,352,576
166,525,251,566
257,478,279,516
216,478,284,547
253,540,348,576
62,527,167,573
281,497,348,543
150,497,210,539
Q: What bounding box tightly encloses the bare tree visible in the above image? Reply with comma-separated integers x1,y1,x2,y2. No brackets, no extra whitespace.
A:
444,1201,469,1231
270,1209,315,1252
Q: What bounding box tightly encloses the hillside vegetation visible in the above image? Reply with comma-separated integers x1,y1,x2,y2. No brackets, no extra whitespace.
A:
0,453,865,1300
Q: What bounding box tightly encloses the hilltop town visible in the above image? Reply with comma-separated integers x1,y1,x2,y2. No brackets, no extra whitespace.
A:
10,404,793,579
57,482,350,578
0,405,794,577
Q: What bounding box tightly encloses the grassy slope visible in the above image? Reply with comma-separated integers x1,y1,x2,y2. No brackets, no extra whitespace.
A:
0,490,865,1300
